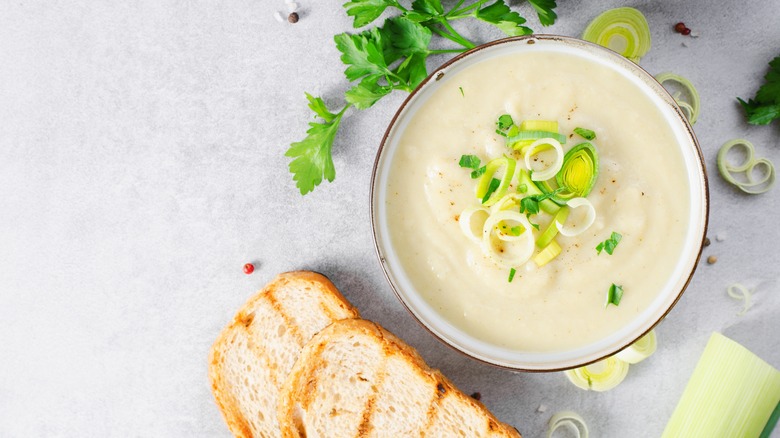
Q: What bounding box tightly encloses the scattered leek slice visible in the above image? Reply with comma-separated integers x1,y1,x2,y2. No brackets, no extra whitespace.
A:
655,72,701,125
509,120,564,150
555,142,599,203
582,7,651,63
458,207,490,244
726,283,753,316
534,240,561,267
564,356,629,392
573,127,596,140
555,197,596,237
481,210,536,267
662,333,780,438
525,138,564,182
547,411,589,438
476,156,517,206
537,207,569,248
717,139,776,194
616,329,657,364
518,170,560,214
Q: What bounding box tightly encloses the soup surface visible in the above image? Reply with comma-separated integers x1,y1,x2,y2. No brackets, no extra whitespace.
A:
385,50,690,352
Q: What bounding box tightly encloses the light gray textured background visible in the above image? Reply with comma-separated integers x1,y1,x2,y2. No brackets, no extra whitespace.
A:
1,1,779,437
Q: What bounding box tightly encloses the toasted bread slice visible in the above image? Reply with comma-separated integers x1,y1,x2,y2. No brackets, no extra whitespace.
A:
208,271,360,438
277,319,521,438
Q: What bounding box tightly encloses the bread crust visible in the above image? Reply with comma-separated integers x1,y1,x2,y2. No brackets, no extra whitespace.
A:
277,319,521,438
208,271,359,438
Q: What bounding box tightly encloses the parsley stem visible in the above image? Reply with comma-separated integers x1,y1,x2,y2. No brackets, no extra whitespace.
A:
388,0,408,12
448,2,482,18
433,19,475,49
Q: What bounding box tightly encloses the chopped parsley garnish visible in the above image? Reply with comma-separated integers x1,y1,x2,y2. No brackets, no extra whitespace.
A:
605,284,624,307
459,154,481,169
508,267,517,282
459,86,465,97
481,178,501,204
496,114,515,131
518,188,564,217
738,55,780,125
470,166,487,179
573,127,596,140
596,232,622,255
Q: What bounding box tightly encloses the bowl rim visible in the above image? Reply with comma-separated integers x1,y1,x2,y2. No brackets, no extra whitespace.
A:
369,34,710,372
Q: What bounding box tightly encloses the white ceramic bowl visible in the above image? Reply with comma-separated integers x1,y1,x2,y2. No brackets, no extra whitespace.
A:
370,35,709,371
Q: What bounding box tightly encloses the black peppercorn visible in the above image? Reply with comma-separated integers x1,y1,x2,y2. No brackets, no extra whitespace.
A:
288,12,299,23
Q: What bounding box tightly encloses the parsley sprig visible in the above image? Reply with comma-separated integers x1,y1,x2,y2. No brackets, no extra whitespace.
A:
287,0,558,194
738,55,780,125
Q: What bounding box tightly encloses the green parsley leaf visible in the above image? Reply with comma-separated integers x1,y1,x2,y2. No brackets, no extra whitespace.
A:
411,0,443,16
573,127,596,140
526,0,557,26
334,29,391,82
508,267,517,282
496,114,515,131
481,178,501,204
596,232,622,255
471,165,487,179
519,196,540,216
459,154,481,169
605,284,624,307
475,0,533,37
380,17,432,58
304,93,337,123
286,96,348,195
345,75,393,109
343,0,396,28
738,55,780,125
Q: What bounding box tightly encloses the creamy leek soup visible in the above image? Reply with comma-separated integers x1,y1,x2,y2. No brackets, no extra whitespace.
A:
385,50,690,352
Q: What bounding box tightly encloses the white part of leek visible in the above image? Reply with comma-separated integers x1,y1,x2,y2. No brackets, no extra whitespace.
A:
564,356,630,392
726,283,753,316
458,207,490,244
616,329,657,364
481,210,535,267
524,138,564,181
555,197,596,237
547,411,589,438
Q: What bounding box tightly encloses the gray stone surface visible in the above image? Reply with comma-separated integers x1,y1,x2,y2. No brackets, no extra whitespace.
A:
1,1,778,436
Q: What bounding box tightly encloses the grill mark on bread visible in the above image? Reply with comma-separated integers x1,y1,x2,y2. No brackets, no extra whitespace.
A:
299,340,330,413
422,376,447,433
266,288,306,347
355,358,388,437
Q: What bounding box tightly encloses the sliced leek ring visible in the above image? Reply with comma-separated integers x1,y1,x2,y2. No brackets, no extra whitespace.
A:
555,197,596,237
656,72,701,125
726,283,753,316
458,207,490,244
564,356,629,392
582,7,651,62
481,210,535,267
524,138,564,182
476,156,518,206
555,142,599,202
547,411,589,438
717,139,776,194
616,329,657,364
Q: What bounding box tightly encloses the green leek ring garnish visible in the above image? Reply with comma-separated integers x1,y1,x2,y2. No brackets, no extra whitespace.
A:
655,72,701,125
564,356,630,392
476,156,517,206
717,139,776,194
524,138,564,182
555,142,599,202
582,7,651,63
547,411,589,438
615,330,657,364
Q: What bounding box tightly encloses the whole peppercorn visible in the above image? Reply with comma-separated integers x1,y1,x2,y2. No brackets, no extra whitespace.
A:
682,28,691,36
288,12,299,23
707,256,717,265
243,263,255,274
674,22,687,33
